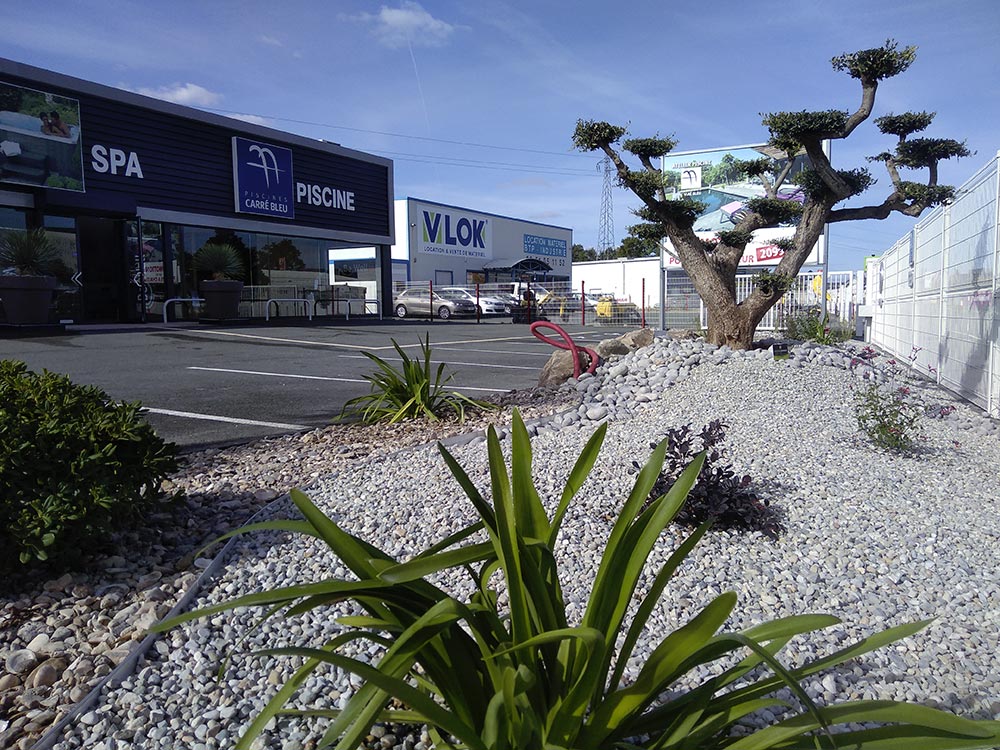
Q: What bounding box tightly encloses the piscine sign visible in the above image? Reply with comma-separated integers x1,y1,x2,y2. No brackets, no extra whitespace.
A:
232,137,295,219
419,209,491,258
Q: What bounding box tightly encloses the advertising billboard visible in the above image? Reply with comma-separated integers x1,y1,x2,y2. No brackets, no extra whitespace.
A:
417,205,493,260
661,144,823,267
0,79,84,192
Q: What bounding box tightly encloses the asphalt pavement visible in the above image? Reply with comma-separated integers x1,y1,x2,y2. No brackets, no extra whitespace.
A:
1,319,633,450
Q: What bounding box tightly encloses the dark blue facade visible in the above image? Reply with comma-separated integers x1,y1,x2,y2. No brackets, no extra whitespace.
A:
0,58,393,242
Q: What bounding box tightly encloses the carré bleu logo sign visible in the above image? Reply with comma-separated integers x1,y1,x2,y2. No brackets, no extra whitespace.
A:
232,137,294,219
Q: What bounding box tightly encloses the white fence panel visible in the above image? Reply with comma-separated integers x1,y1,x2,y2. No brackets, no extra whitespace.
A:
868,153,999,417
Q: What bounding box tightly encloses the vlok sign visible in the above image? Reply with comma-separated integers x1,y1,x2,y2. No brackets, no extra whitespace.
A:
419,208,491,259
232,137,294,219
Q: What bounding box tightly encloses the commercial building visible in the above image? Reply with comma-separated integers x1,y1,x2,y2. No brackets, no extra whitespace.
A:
0,58,393,324
388,197,572,287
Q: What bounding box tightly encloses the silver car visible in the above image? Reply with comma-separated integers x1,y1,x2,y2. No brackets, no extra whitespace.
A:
392,288,478,319
439,287,510,315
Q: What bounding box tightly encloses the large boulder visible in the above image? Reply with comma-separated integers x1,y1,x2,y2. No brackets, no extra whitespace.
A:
538,349,594,388
596,338,630,358
620,327,655,350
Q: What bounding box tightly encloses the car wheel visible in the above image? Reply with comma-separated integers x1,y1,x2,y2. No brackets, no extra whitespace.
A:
437,306,452,320
395,304,407,318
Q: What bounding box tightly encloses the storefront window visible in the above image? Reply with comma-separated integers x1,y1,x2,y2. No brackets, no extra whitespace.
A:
42,215,81,321
0,207,28,234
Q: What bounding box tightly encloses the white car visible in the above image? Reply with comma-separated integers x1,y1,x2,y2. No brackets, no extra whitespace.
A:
439,287,509,315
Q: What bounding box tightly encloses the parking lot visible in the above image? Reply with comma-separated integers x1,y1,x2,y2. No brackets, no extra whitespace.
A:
1,320,632,450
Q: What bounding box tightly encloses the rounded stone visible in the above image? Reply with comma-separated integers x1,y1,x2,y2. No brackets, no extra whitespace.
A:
5,649,38,675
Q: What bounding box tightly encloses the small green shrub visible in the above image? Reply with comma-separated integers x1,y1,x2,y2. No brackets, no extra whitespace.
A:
641,420,784,539
854,382,921,452
850,346,923,452
0,360,178,566
193,242,246,281
784,308,851,345
157,412,1000,750
341,334,493,424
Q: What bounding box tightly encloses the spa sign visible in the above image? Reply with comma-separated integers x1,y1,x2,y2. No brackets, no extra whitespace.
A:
0,79,85,192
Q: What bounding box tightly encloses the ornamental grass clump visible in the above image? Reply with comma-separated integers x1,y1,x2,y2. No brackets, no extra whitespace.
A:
156,411,1000,750
340,333,493,424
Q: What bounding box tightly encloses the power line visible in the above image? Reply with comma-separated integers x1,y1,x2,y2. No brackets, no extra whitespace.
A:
205,107,594,160
370,149,598,176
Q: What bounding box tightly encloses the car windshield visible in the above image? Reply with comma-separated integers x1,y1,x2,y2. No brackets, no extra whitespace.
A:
437,289,467,300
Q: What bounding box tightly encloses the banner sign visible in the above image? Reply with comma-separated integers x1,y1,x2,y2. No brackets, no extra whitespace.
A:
418,207,492,259
232,136,294,219
523,234,567,258
0,79,84,192
661,143,823,267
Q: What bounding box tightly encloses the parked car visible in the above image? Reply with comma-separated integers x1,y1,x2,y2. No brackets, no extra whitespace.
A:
439,286,509,315
392,288,478,319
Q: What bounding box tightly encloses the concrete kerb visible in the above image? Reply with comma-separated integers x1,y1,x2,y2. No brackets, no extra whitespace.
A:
29,402,586,750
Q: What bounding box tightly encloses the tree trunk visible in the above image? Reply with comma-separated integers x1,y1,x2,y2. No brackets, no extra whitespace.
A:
705,303,756,350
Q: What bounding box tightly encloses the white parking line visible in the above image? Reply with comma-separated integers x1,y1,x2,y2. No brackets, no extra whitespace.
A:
336,354,538,370
142,408,310,430
189,366,368,384
186,366,508,393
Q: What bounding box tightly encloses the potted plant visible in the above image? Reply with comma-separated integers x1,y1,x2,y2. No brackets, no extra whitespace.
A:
193,242,246,319
0,229,61,325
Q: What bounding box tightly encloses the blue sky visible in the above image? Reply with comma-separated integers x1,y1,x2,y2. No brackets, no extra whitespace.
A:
7,0,998,270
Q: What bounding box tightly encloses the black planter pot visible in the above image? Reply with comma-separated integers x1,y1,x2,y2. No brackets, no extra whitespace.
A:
199,280,244,320
0,275,58,325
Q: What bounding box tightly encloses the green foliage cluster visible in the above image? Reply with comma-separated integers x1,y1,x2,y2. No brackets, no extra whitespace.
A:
623,136,676,159
874,111,935,139
831,39,916,82
572,120,626,151
44,174,84,191
894,138,971,168
716,229,753,249
745,197,804,225
156,412,1000,750
641,420,785,539
753,270,795,297
762,109,848,153
627,222,667,242
731,157,774,178
854,383,921,452
194,242,246,281
0,229,61,276
657,197,706,229
794,168,875,200
897,182,956,207
784,310,851,345
621,169,667,200
341,335,492,424
0,361,178,566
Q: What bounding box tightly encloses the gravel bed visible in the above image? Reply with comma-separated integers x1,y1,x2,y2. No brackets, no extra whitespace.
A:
0,388,577,750
9,336,1000,749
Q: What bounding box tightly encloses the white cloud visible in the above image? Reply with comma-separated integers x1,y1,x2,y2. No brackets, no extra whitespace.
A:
259,35,282,47
134,82,222,107
347,2,458,49
224,113,273,127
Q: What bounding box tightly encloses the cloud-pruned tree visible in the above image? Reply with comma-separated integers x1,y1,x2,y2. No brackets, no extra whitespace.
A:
573,40,969,349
